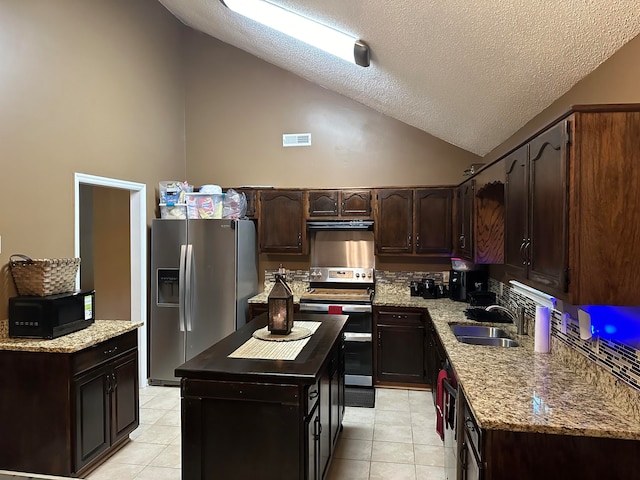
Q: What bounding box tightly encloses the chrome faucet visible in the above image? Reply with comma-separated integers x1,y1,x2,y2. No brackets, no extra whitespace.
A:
486,305,527,335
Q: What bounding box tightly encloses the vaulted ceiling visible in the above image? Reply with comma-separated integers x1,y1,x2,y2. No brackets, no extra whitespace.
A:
158,0,640,156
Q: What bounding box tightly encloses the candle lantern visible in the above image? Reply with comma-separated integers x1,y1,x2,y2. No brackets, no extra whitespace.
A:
268,273,295,334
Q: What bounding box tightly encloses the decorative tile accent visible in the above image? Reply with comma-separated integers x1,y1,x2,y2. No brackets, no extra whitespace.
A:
375,270,446,285
489,278,640,405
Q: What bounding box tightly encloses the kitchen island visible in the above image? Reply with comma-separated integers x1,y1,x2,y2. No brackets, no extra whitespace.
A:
175,313,347,480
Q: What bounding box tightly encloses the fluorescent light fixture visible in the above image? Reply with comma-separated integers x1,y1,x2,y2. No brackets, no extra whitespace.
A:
221,0,370,67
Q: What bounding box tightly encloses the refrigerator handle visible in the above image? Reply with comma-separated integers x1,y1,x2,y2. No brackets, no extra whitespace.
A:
185,244,194,332
179,244,187,332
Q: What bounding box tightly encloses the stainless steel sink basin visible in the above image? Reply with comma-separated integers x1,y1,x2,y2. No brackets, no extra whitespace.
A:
455,336,520,347
449,324,511,339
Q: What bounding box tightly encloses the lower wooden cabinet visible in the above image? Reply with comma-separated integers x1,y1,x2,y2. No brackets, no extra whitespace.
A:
374,307,427,385
0,330,139,477
73,348,139,472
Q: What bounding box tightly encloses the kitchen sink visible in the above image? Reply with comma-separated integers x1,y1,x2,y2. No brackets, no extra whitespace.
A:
455,336,519,347
449,324,511,339
449,323,520,347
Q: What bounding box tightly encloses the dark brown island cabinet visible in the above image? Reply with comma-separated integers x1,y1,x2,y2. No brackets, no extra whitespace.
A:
175,313,347,480
0,330,139,478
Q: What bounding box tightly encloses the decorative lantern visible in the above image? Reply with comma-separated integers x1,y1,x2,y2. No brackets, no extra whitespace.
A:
268,272,295,335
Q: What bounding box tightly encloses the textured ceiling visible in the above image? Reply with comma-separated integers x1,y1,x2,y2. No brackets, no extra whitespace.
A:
158,0,640,156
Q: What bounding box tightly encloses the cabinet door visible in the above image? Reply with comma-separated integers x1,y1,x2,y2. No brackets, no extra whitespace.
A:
374,189,414,254
319,369,331,477
340,190,371,217
259,190,304,253
415,188,452,255
308,190,339,217
504,145,529,277
455,182,475,259
110,351,139,444
307,407,320,480
377,324,425,383
74,367,109,471
528,122,569,291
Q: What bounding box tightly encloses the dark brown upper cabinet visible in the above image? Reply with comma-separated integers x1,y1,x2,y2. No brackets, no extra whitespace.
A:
306,189,372,218
415,188,453,255
375,188,452,256
453,181,475,260
504,121,568,293
235,188,258,219
502,104,640,306
374,189,414,254
259,190,305,254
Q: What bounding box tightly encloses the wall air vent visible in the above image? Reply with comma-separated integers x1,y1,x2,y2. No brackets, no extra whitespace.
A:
282,133,311,147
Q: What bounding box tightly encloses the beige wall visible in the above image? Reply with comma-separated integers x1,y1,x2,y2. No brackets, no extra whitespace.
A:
183,30,481,189
0,0,186,315
483,33,640,163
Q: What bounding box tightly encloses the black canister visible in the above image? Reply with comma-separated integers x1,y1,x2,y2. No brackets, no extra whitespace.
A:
410,281,424,297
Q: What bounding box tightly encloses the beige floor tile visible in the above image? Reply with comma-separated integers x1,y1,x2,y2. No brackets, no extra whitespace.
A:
341,421,374,440
371,441,415,464
414,444,445,467
149,445,181,469
142,395,180,411
134,465,181,480
133,425,181,445
85,462,144,480
373,424,413,443
154,408,181,427
108,441,166,465
333,438,372,461
344,406,376,425
376,388,409,402
369,461,417,480
416,464,447,480
375,408,412,426
139,408,169,425
326,458,370,480
412,424,444,446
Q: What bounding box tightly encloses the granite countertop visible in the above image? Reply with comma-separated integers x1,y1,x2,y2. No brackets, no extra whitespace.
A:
0,319,143,353
374,284,640,441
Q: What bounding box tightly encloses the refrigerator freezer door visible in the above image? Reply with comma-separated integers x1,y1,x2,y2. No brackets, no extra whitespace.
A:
150,219,188,385
185,219,239,361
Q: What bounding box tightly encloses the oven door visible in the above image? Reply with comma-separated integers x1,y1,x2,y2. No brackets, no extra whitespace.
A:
442,378,458,480
344,331,373,387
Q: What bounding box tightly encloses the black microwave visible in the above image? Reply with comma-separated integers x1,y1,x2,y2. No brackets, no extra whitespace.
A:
8,290,95,339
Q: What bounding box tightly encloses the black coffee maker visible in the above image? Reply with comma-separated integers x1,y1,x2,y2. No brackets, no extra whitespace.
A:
449,269,488,302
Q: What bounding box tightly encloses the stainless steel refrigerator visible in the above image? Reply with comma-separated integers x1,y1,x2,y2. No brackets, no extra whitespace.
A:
149,218,257,385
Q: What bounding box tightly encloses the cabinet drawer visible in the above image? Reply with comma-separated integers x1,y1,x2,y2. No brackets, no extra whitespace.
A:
377,311,423,326
73,330,137,376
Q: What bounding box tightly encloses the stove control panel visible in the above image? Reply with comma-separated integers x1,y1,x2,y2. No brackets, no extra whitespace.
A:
309,267,374,283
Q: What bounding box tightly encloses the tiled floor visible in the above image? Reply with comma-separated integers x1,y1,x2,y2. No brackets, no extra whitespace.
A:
1,386,444,480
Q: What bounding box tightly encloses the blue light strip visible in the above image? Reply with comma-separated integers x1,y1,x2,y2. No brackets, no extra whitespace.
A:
579,306,640,348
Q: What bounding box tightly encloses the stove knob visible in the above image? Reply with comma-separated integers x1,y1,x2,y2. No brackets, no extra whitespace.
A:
355,273,360,278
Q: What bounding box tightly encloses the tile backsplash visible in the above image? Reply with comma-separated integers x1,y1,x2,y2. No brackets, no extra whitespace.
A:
489,278,640,395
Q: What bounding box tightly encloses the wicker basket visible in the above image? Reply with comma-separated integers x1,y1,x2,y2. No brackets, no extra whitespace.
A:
9,254,80,296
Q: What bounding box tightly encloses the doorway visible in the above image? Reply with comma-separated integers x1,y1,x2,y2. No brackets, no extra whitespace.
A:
74,173,147,386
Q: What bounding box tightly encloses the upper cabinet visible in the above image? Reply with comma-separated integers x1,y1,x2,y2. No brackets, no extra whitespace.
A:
259,190,305,254
414,188,453,255
453,181,475,260
374,189,414,254
374,188,453,256
306,189,372,218
504,122,568,292
503,105,640,306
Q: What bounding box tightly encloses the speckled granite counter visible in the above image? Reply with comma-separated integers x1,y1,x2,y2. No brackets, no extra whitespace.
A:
248,281,308,305
0,319,143,353
374,284,640,441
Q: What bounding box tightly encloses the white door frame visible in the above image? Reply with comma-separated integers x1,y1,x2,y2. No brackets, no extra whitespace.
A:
74,173,148,387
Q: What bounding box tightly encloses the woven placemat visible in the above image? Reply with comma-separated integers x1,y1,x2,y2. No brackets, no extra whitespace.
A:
252,325,312,342
228,321,321,360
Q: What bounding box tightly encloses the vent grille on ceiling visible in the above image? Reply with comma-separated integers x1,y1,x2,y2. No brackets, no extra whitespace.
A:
283,133,311,147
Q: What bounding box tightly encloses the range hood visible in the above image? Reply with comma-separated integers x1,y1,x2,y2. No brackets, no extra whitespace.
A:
306,220,374,231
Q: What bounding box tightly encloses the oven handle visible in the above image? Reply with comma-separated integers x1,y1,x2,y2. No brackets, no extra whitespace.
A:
344,332,372,342
299,303,372,314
